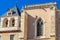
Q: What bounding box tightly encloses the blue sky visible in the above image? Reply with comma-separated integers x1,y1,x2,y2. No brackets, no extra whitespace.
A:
0,0,59,16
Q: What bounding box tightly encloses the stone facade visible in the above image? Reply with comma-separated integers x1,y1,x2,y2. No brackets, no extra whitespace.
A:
0,2,60,40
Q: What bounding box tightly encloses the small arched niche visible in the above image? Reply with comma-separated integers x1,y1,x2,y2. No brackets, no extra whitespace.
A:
9,18,15,27
3,18,8,27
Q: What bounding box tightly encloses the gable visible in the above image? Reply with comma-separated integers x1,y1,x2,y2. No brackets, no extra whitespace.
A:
2,6,21,17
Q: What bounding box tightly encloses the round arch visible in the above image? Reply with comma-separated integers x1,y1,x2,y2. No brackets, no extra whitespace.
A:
3,18,8,27
9,18,15,27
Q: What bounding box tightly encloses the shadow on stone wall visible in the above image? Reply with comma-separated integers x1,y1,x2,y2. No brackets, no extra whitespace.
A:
27,14,36,39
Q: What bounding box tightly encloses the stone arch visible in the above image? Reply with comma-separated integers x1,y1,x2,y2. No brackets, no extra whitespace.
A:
3,18,8,27
9,18,15,27
36,17,43,36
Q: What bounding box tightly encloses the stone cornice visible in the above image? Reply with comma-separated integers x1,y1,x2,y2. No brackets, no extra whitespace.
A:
23,2,57,10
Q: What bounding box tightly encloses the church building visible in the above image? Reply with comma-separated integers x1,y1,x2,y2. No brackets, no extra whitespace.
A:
0,2,60,40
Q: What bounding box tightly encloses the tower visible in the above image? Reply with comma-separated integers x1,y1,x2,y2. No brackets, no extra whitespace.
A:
0,6,21,40
22,2,57,40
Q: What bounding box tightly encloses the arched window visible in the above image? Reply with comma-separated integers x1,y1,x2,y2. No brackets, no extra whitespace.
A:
37,18,43,36
3,18,8,27
12,19,15,27
10,18,15,27
6,20,8,27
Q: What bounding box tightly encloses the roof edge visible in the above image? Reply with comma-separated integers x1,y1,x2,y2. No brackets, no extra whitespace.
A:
24,2,57,9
